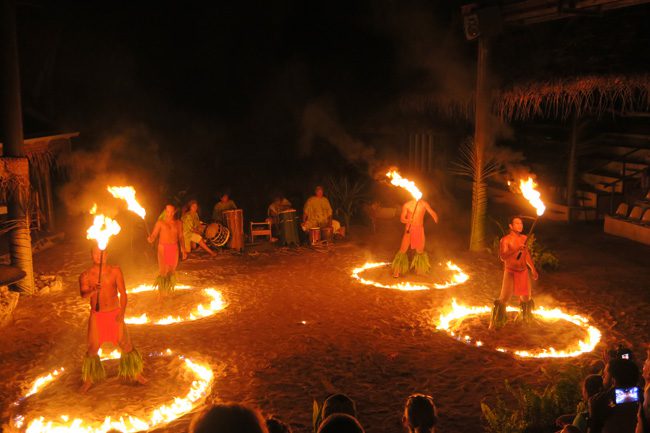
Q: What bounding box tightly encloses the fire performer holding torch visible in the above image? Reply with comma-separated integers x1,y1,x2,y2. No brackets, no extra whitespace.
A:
490,177,544,330
489,216,539,329
148,203,187,295
81,215,146,393
386,171,439,278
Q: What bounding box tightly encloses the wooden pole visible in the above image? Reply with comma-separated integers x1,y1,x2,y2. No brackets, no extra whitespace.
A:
566,115,578,209
1,0,35,293
469,35,492,252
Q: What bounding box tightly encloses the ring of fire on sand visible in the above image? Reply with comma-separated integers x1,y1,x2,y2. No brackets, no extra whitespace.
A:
10,349,215,433
123,284,227,325
351,261,469,291
435,299,602,359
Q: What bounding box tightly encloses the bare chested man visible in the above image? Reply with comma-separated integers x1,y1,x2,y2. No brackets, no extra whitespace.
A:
79,246,146,393
392,199,439,278
148,204,187,294
489,216,539,329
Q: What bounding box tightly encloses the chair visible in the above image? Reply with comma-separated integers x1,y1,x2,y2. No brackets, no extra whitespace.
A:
628,206,643,220
641,209,650,226
250,221,272,242
614,203,629,218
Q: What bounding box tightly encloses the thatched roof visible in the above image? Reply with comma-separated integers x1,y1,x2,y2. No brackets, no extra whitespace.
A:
401,2,650,121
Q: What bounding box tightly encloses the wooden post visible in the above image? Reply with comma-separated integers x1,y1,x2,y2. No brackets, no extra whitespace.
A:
1,0,35,293
469,35,492,251
566,116,578,209
43,167,56,231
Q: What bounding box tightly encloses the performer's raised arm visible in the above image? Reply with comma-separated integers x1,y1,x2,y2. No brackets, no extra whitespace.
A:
400,203,411,224
524,243,539,280
79,271,97,298
115,266,127,321
148,220,162,244
424,201,439,224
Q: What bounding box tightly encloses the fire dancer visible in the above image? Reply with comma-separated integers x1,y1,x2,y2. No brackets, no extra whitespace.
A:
148,203,187,294
79,246,146,393
392,198,438,278
489,216,539,330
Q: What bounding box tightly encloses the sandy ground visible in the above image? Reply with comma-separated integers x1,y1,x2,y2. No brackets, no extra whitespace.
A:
1,218,649,433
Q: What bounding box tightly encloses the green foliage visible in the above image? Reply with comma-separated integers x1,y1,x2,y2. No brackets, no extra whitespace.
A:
324,176,367,232
488,219,560,271
481,367,586,433
312,399,323,433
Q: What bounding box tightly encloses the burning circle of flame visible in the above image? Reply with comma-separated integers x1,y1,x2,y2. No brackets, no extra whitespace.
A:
436,299,602,358
11,349,214,433
351,261,469,291
107,186,147,220
386,170,423,200
123,284,227,325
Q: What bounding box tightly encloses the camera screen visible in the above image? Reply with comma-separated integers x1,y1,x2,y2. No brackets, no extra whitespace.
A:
614,387,639,404
621,353,630,359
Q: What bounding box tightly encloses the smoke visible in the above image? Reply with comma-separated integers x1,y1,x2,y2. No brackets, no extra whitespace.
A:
299,100,377,170
58,126,167,218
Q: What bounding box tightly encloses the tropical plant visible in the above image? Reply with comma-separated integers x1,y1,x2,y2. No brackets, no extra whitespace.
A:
452,137,502,251
324,176,367,232
481,366,585,433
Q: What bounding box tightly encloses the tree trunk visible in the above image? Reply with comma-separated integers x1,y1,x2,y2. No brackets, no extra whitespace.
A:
469,36,491,251
1,0,35,294
566,115,579,209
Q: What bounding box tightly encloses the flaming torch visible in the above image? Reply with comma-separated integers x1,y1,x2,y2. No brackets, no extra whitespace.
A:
107,185,149,235
512,177,546,259
86,207,121,311
386,170,423,233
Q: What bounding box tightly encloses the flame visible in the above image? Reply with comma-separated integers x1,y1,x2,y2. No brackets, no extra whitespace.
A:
89,203,97,215
386,170,423,200
123,285,226,325
86,213,121,250
436,299,602,358
107,186,146,219
351,261,469,291
15,350,215,433
23,368,65,398
514,177,545,216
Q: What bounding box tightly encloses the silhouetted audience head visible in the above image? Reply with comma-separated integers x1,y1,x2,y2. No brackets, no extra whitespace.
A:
266,416,292,433
403,394,438,433
583,374,604,400
189,403,268,433
605,358,640,388
317,414,364,433
322,393,358,420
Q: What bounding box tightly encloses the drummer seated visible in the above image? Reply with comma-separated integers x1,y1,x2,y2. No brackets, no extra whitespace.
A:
267,196,293,240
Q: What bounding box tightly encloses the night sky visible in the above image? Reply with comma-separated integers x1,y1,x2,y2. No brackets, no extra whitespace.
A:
12,0,650,217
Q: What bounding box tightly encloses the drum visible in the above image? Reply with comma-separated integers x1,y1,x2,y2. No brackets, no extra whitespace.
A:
204,222,230,247
309,227,321,245
223,209,244,251
278,209,300,246
321,226,333,243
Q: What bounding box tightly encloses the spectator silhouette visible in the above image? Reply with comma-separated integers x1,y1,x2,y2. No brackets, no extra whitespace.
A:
403,394,438,433
189,403,268,433
317,413,364,433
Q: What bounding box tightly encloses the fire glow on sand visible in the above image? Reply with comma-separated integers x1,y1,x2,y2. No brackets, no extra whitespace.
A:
436,299,602,358
11,350,214,433
352,261,469,291
123,284,227,325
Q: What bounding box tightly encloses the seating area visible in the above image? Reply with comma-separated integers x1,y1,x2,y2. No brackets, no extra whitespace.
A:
603,201,650,245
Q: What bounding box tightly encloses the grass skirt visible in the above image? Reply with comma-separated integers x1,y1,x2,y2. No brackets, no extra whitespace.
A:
154,272,176,295
410,252,431,274
82,354,106,384
392,251,409,275
119,348,144,380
